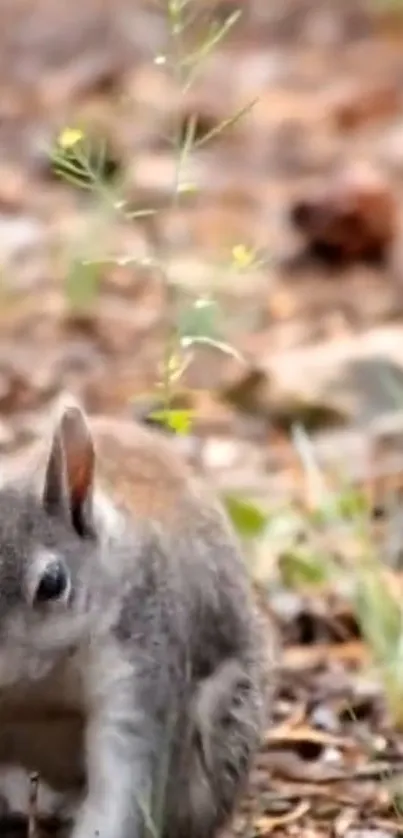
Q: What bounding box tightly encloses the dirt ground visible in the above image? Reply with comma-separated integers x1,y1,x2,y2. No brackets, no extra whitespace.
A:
3,0,403,836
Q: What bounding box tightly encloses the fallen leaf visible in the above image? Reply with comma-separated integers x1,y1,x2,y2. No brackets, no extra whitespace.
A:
253,800,311,834
265,724,357,752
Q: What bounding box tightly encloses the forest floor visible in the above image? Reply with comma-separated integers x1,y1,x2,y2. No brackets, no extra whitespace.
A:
2,1,403,836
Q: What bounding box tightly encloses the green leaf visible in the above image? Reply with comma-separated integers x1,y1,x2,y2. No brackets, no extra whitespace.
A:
178,297,221,342
182,10,242,90
149,408,194,435
52,154,94,189
65,258,101,311
279,548,329,589
193,98,258,150
312,487,370,526
332,487,370,521
353,569,403,664
51,137,119,190
223,495,267,539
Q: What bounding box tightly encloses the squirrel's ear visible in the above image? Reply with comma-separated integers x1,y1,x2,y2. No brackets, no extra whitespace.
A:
43,397,95,537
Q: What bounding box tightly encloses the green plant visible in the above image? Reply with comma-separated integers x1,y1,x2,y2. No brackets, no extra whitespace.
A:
371,0,403,12
221,416,403,729
51,0,264,437
285,425,403,729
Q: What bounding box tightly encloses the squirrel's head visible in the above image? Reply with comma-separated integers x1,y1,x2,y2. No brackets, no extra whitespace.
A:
0,398,100,686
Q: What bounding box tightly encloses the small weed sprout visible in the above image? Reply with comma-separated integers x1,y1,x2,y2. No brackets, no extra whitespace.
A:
51,0,263,436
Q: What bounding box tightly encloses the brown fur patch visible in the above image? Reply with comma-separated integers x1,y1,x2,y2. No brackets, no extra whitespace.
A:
89,417,205,526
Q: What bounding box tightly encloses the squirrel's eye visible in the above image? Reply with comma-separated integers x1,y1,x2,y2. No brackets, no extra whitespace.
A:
35,560,69,603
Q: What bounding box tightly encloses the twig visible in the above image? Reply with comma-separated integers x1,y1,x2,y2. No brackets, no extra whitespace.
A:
27,772,39,838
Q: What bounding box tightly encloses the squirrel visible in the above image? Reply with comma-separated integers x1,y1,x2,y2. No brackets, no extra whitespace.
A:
0,396,277,838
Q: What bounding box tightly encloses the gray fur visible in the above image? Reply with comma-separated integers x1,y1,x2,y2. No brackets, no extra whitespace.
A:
0,399,277,838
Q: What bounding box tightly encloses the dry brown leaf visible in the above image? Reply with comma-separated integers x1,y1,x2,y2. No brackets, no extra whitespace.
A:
254,800,311,835
283,641,370,670
265,724,357,751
